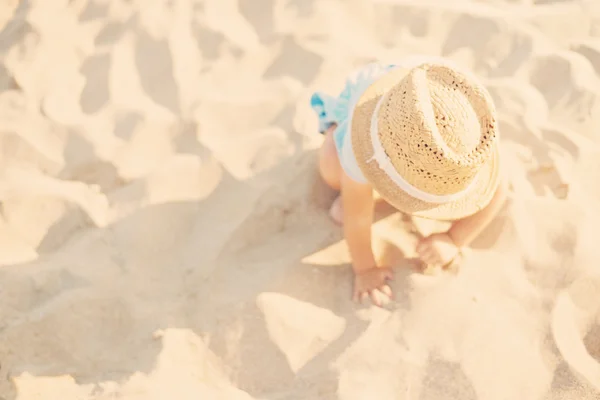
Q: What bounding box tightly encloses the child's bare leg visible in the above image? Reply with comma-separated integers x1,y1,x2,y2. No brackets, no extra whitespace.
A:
318,124,344,224
318,124,340,190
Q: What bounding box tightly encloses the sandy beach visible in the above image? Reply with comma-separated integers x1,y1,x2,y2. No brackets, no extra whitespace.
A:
1,0,600,399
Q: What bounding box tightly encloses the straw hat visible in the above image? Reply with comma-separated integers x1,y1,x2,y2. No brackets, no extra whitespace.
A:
351,61,500,220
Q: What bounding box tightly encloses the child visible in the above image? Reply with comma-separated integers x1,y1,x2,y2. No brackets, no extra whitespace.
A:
310,57,507,306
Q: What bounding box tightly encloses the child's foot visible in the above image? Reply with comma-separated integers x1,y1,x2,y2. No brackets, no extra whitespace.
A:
329,195,343,225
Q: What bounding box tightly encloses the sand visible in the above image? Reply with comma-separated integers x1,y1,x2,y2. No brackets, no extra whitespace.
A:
1,0,600,399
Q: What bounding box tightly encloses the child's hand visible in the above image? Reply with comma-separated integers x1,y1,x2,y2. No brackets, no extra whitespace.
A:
416,232,459,268
353,267,393,307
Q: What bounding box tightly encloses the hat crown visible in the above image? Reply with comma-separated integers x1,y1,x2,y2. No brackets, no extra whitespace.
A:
377,63,498,196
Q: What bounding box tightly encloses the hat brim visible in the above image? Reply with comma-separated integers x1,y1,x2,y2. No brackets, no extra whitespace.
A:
351,67,500,221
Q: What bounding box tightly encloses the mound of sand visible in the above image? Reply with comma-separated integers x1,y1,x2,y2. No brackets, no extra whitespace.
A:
1,0,600,399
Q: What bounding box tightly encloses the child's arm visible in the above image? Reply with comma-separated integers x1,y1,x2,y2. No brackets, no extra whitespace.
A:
341,172,393,305
417,178,508,266
341,172,376,272
448,177,508,248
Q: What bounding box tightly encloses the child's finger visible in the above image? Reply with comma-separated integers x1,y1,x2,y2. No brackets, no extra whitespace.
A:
416,243,434,259
370,290,382,307
415,240,428,255
419,248,436,264
360,292,369,304
381,285,393,299
383,269,394,280
372,289,393,307
420,250,434,263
